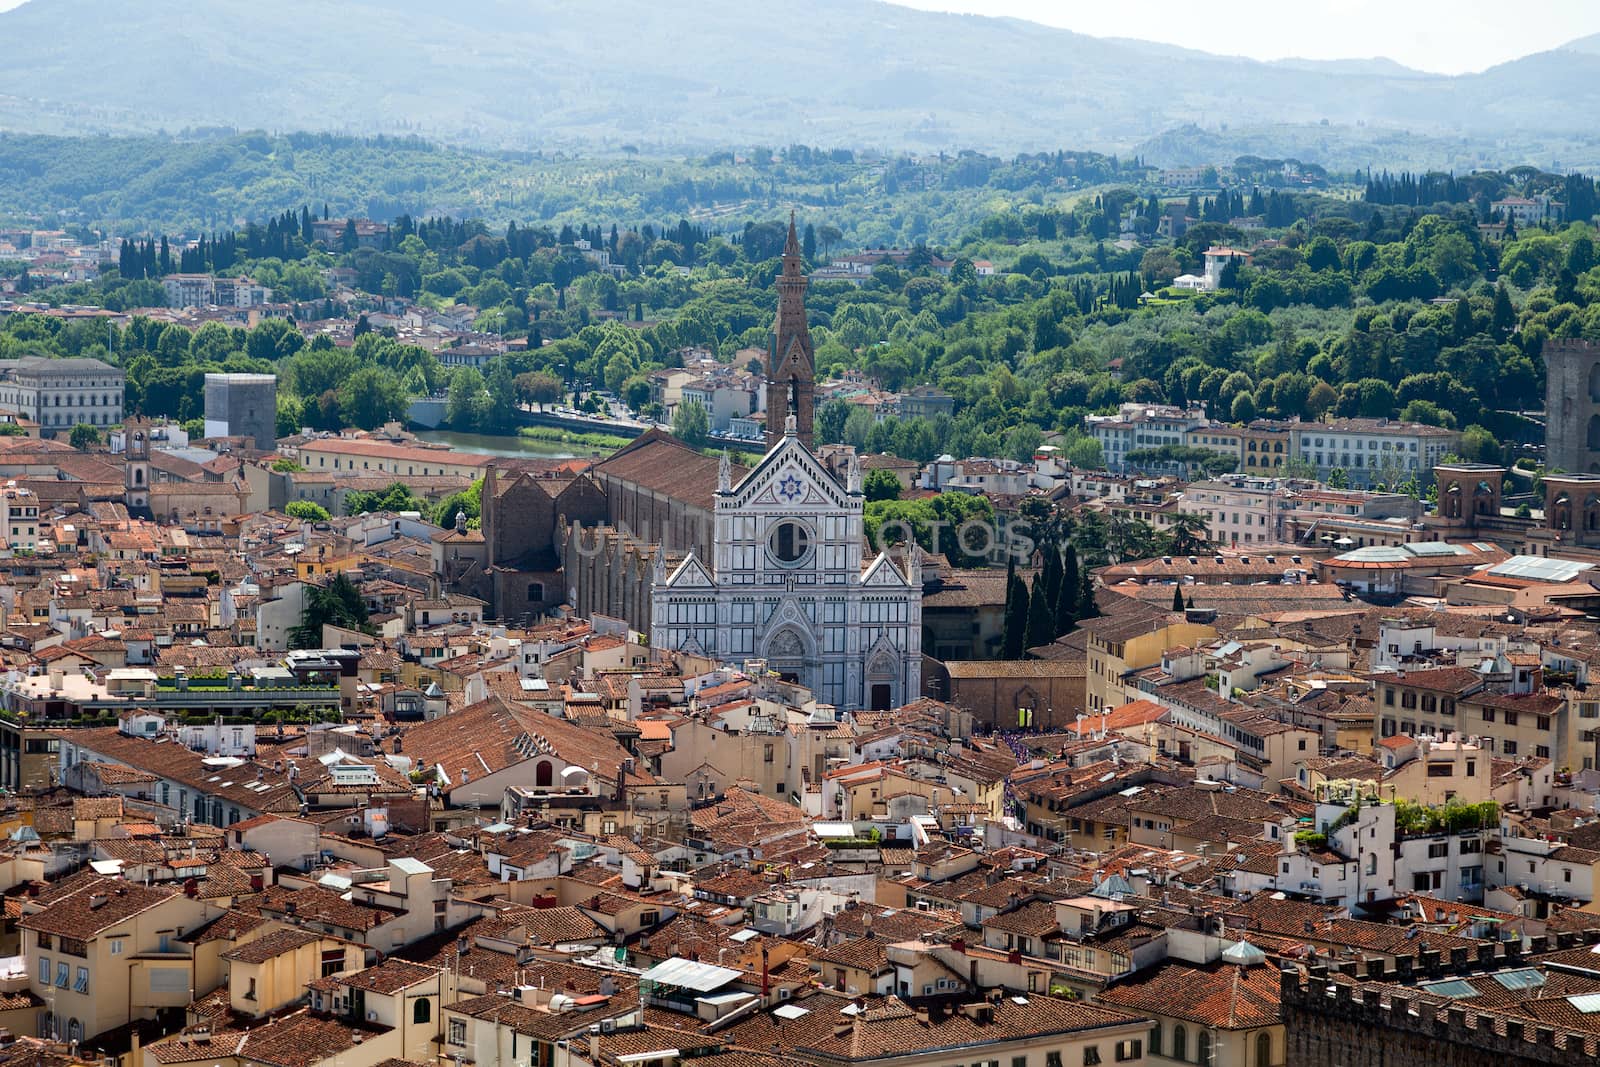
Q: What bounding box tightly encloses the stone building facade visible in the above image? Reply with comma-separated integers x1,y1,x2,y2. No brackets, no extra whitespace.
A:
1545,338,1600,474
0,356,125,435
1279,965,1599,1067
465,465,607,621
203,372,277,449
651,424,922,711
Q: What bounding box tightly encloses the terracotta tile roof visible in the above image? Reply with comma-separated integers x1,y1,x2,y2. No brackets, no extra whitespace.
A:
337,958,440,993
981,899,1059,937
828,906,963,941
17,874,179,937
814,935,891,974
513,906,606,945
1100,960,1281,1029
220,926,323,963
248,884,398,933
592,429,741,513
58,727,303,814
156,1008,383,1067
398,694,638,788
80,761,160,785
183,909,270,945
716,991,1148,1059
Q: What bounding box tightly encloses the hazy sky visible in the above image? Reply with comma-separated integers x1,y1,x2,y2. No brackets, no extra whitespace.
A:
887,0,1598,75
0,0,1593,75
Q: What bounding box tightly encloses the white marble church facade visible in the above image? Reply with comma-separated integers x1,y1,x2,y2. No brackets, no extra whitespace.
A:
650,419,922,711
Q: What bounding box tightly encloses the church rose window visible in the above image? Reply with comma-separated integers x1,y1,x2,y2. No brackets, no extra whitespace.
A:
769,521,811,564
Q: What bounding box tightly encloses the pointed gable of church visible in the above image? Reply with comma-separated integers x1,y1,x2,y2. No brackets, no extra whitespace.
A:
727,426,851,511
861,551,912,588
664,553,715,589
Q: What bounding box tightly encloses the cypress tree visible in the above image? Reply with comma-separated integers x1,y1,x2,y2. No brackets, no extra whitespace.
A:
1042,545,1062,616
1172,584,1186,612
1024,574,1054,654
1056,545,1080,637
1451,298,1473,343
1002,571,1029,660
1001,556,1019,655
1492,283,1515,340
1076,569,1098,623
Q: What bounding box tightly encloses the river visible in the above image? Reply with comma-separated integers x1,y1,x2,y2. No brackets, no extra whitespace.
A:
412,429,602,459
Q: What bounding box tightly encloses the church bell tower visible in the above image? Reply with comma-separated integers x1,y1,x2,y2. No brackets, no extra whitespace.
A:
124,417,151,515
766,215,815,449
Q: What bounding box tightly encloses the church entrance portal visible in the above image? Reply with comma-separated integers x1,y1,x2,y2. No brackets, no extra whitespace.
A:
765,627,811,692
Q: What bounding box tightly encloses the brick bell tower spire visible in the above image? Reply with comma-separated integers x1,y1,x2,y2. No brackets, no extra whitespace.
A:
766,213,815,449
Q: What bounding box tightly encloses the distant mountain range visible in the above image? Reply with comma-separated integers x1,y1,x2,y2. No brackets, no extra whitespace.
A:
3,0,1600,166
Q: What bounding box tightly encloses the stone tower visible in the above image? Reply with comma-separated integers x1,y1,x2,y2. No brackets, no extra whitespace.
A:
123,417,151,515
1544,338,1600,474
766,215,815,449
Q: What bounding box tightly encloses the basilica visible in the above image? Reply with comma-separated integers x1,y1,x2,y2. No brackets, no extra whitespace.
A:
474,219,922,710
649,414,923,711
649,220,921,711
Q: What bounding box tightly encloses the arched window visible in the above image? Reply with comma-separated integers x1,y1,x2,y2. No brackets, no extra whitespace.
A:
414,998,430,1024
66,1019,82,1044
535,760,553,788
1198,1031,1213,1067
1172,1024,1188,1062
1256,1032,1272,1067
1148,1024,1162,1056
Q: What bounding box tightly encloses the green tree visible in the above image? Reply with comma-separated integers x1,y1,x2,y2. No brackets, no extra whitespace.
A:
434,477,484,529
1165,511,1212,556
1075,568,1098,623
345,482,427,515
672,400,710,448
446,367,489,432
68,423,101,450
515,371,563,410
1002,565,1029,659
1459,424,1501,464
483,359,517,433
817,399,851,445
1172,585,1186,612
1056,545,1081,638
1230,392,1257,423
863,468,901,502
1024,573,1054,653
1491,282,1516,340
289,572,368,649
286,500,331,521
339,366,408,430
276,394,305,439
